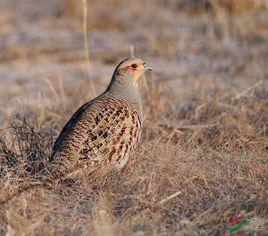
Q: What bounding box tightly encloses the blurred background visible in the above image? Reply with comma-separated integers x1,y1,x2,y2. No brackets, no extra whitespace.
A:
0,0,267,122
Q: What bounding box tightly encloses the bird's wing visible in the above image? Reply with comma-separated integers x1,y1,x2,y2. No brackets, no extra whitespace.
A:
51,100,95,159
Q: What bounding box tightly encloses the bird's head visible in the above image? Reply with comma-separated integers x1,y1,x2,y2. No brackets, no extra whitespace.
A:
112,57,152,87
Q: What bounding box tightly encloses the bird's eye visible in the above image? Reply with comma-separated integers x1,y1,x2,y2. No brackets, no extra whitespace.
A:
131,64,137,69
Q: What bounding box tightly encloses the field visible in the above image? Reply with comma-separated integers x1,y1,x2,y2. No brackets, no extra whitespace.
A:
0,0,267,235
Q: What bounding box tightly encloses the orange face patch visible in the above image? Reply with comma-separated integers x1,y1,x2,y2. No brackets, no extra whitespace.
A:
116,59,147,85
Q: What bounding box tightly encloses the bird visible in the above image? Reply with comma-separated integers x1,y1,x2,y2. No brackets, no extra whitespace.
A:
49,57,152,181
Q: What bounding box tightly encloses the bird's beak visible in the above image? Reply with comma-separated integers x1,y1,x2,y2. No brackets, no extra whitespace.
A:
142,63,152,72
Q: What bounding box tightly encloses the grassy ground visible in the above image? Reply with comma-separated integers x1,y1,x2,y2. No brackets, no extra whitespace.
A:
0,0,267,235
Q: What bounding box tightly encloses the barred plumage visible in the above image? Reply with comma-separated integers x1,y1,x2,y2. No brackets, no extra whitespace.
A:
50,58,152,180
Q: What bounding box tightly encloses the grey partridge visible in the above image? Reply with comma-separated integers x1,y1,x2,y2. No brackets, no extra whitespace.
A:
50,57,152,180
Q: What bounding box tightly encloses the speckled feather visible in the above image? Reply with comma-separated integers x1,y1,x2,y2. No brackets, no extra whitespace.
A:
50,94,141,178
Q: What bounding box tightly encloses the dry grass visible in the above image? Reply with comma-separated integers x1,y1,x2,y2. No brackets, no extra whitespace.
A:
0,76,267,235
0,0,267,235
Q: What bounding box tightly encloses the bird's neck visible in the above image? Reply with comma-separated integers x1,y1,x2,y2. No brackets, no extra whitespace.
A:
105,80,142,116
